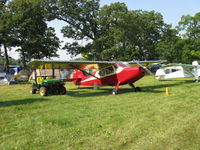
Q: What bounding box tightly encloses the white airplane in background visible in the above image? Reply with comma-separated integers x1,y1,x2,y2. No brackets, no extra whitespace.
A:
155,61,200,82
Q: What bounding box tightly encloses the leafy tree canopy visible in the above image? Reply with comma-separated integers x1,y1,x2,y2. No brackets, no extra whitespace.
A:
57,1,173,61
176,12,200,63
6,0,60,67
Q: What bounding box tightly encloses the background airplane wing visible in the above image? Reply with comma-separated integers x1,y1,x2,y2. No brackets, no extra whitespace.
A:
128,60,167,66
162,63,198,70
164,63,195,67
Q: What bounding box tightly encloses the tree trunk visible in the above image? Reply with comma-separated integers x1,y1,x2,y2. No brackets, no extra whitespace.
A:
3,42,9,73
21,50,27,68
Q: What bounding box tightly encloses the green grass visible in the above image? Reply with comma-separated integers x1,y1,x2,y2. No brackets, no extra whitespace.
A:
1,76,200,150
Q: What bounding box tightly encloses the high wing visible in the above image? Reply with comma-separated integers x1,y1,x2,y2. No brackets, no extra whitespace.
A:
129,60,167,66
28,60,124,70
28,59,167,70
164,63,196,67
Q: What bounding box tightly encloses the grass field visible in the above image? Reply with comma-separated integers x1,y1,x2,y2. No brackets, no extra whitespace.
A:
1,76,200,150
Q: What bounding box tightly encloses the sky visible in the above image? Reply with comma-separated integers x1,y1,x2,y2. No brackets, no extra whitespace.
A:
101,0,200,26
10,0,200,60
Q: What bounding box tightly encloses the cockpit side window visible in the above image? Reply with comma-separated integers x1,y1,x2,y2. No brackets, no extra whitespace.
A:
172,69,180,72
99,66,116,76
165,69,170,74
165,68,181,74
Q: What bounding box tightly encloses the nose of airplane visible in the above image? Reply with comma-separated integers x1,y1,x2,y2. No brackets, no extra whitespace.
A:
138,66,146,75
118,66,146,83
133,66,146,77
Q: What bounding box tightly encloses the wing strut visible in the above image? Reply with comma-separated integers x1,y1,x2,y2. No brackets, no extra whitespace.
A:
134,61,154,75
69,64,100,79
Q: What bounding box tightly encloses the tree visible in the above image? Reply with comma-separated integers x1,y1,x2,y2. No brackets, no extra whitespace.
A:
0,0,19,71
155,25,181,62
54,0,101,60
18,27,60,60
55,1,172,61
0,56,19,65
178,13,200,39
91,2,129,60
7,0,60,67
0,0,11,72
177,12,200,62
95,7,171,60
132,10,166,60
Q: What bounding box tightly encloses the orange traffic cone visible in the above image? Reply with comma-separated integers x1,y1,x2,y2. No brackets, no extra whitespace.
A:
165,87,170,96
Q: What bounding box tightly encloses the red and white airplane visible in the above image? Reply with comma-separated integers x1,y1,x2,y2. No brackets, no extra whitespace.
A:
29,60,166,95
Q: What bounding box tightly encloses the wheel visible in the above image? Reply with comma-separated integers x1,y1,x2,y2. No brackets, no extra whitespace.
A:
39,87,47,96
30,84,37,94
135,87,141,92
59,86,67,95
112,90,118,95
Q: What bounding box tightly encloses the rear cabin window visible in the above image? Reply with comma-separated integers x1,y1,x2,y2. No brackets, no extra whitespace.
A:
82,69,95,77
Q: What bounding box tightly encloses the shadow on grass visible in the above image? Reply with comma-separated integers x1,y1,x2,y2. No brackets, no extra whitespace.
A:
143,80,195,91
0,98,49,108
67,80,193,97
68,87,112,97
157,79,195,83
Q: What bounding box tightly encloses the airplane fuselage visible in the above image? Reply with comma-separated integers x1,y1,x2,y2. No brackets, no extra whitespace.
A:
72,63,145,87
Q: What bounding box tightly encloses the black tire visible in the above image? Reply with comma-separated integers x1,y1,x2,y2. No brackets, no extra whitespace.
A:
30,84,37,94
135,87,141,92
112,90,118,95
59,86,67,95
39,87,47,96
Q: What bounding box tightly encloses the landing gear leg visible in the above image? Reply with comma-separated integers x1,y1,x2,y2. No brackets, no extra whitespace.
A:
129,83,136,91
129,83,141,92
112,82,120,95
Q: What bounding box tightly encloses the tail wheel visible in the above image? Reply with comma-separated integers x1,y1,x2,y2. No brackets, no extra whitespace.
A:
30,85,37,94
39,87,47,96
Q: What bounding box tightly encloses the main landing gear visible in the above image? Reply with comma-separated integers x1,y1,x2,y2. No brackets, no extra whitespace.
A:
129,83,141,92
112,90,118,95
112,82,142,95
112,82,120,95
